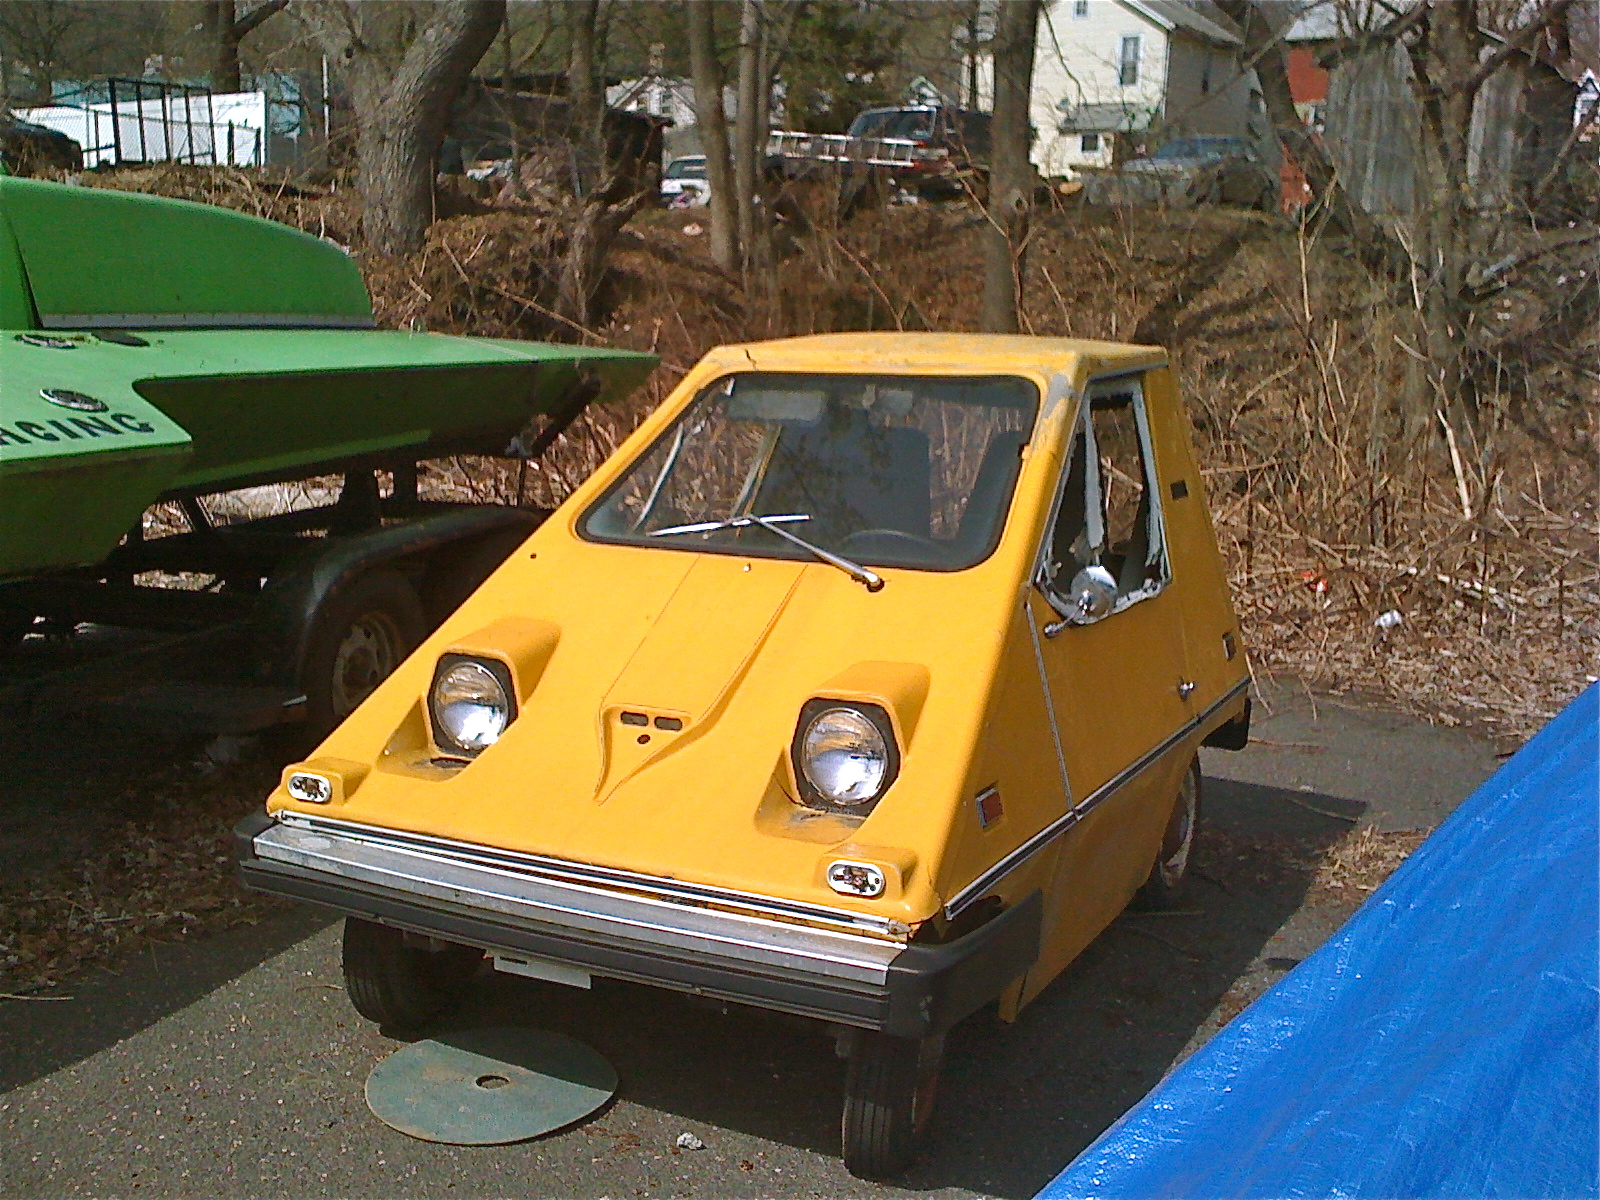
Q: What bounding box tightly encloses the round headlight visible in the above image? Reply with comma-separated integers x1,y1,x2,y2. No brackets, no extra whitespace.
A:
801,707,889,806
432,660,510,752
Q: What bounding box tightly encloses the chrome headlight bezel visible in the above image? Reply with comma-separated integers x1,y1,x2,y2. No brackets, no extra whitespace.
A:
428,654,517,756
790,699,900,814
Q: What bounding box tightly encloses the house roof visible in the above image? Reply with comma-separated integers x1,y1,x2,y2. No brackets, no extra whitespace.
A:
1284,1,1341,43
1057,101,1157,132
1121,0,1244,48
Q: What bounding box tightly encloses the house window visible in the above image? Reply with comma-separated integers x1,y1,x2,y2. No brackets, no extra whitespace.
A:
1041,376,1169,622
1073,0,1089,16
1081,132,1100,153
1119,35,1141,87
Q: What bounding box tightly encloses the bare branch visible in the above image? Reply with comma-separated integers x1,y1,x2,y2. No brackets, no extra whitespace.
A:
1466,0,1576,93
1317,1,1431,72
234,0,291,41
1529,99,1600,206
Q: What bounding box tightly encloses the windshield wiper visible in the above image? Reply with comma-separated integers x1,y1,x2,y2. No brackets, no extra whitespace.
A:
649,512,885,592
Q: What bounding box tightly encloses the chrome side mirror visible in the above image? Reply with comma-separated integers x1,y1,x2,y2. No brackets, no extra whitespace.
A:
1064,564,1118,624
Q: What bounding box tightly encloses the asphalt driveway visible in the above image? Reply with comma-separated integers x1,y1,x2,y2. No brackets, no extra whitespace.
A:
0,681,1500,1199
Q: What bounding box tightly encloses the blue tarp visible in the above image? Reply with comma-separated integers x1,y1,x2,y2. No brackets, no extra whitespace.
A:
1042,684,1599,1200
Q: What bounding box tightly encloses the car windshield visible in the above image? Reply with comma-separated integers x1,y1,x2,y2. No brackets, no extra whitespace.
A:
582,372,1038,571
665,157,707,179
848,109,936,141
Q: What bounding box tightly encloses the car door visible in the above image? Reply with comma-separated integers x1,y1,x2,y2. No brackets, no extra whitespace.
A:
1016,370,1197,1004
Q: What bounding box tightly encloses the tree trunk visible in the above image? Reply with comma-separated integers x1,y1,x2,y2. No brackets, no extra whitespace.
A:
733,0,762,280
686,0,739,272
1408,1,1489,450
567,0,604,196
305,0,505,257
980,0,1040,333
557,169,652,327
212,0,291,93
211,1,241,92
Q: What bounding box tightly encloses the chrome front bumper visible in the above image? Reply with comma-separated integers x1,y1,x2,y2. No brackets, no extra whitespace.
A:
237,811,1041,1037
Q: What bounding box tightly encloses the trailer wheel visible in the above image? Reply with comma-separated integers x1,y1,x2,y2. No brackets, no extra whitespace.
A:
841,1032,944,1180
1134,757,1202,910
341,917,481,1033
0,615,34,652
302,570,424,734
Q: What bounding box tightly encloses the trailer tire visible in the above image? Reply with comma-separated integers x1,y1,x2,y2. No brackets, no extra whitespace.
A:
841,1032,944,1180
341,917,481,1033
302,570,424,736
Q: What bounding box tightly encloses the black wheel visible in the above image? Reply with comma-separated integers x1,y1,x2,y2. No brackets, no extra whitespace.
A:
341,917,482,1033
1135,756,1201,910
841,1032,944,1180
301,570,425,735
0,613,35,653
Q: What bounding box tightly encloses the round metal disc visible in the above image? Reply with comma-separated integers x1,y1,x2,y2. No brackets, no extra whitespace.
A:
365,1027,617,1145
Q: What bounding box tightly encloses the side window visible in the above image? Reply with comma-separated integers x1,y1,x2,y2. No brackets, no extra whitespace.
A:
1041,376,1169,621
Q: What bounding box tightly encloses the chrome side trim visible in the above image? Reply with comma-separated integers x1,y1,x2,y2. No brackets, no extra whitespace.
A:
272,811,905,938
45,312,376,331
944,676,1250,919
253,820,902,986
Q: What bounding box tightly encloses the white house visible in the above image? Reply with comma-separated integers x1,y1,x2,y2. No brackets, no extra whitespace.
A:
1029,0,1267,176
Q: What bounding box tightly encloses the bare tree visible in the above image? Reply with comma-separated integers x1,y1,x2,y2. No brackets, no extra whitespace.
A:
1225,0,1593,500
205,0,292,93
566,0,606,195
980,0,1040,333
687,0,740,272
733,0,763,272
302,0,504,257
1217,0,1409,280
555,0,654,327
0,0,102,103
729,0,802,296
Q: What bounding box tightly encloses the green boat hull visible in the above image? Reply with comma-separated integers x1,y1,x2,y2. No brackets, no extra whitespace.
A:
0,178,655,581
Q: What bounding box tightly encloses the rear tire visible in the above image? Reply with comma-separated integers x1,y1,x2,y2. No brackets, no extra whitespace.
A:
341,917,481,1033
841,1032,944,1180
1134,757,1201,910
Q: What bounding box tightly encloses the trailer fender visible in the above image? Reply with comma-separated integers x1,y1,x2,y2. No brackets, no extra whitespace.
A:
255,506,541,694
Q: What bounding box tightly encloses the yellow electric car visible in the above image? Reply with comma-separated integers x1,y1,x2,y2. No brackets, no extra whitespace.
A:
238,332,1250,1178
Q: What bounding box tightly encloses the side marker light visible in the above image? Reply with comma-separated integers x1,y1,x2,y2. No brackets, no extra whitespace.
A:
286,772,333,804
827,861,886,898
977,785,1004,828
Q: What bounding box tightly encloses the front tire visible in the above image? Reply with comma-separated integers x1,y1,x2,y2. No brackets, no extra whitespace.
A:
1135,757,1201,910
841,1032,944,1180
341,917,481,1033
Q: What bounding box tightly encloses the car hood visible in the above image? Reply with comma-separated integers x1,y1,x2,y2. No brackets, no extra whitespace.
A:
280,530,1024,922
1123,157,1213,174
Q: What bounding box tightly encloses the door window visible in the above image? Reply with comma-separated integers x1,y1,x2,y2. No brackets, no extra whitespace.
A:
1040,375,1169,619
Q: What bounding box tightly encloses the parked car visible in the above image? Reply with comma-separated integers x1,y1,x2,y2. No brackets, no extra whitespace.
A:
844,103,991,196
238,333,1252,1178
0,116,82,174
1119,134,1277,209
660,153,709,206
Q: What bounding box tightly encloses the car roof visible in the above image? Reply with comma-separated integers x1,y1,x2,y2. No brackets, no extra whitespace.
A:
700,332,1167,378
